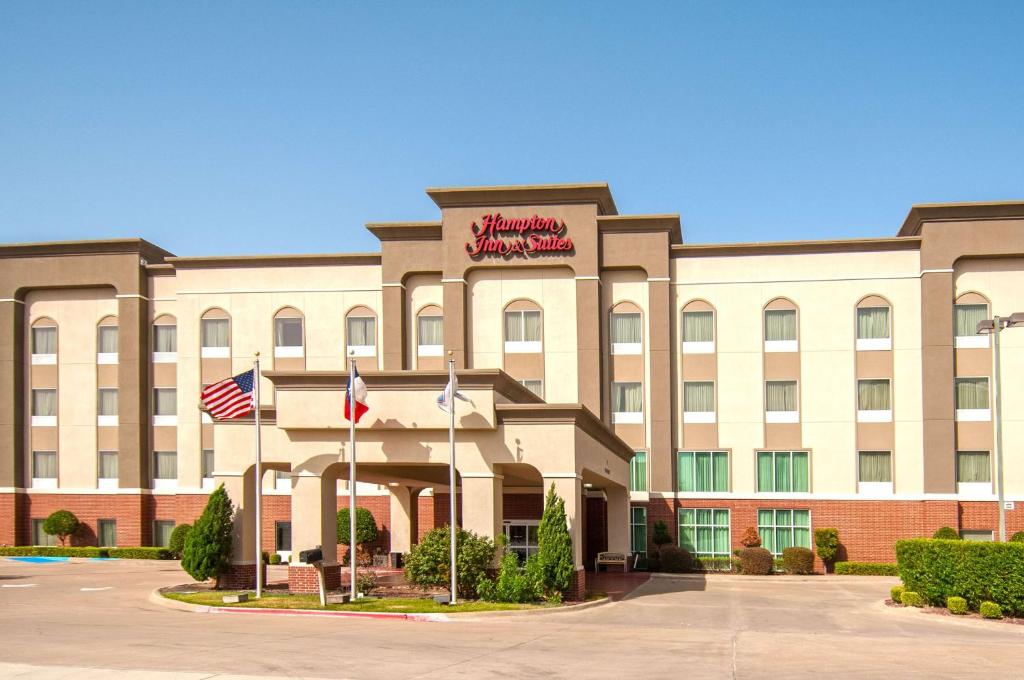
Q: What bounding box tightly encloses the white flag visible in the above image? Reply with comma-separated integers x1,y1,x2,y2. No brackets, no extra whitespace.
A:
436,374,469,414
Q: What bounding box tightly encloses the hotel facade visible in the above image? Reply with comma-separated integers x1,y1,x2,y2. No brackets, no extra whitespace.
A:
2,183,1023,594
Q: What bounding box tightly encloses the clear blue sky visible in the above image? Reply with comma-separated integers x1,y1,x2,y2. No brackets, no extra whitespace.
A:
1,2,1022,256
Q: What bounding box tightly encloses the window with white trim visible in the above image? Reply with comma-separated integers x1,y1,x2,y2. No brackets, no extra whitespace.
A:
857,379,891,422
32,326,57,358
630,507,647,554
682,310,714,354
764,308,797,352
629,451,647,492
201,449,215,486
955,377,990,421
504,309,541,353
153,451,177,487
610,312,642,354
274,316,303,357
756,451,809,493
346,315,376,356
152,323,177,361
954,303,989,348
856,307,891,350
757,508,811,556
31,388,57,426
956,450,991,496
765,381,798,423
683,381,715,423
417,315,443,356
677,451,729,492
98,450,118,489
153,388,176,425
678,508,731,558
32,451,57,488
611,382,643,423
201,318,230,358
276,521,292,552
98,519,117,547
97,325,119,359
97,388,118,426
153,520,175,548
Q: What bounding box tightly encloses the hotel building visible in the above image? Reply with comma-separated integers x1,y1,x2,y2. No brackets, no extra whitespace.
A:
1,183,1022,594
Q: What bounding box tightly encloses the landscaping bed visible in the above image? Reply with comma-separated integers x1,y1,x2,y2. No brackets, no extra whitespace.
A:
884,597,1024,626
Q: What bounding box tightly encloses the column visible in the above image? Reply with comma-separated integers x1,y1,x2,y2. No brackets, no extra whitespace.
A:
388,485,421,555
574,278,602,414
218,468,258,589
920,271,957,493
117,295,149,489
460,474,503,542
605,484,631,556
442,279,467,368
289,472,340,593
543,474,585,600
647,279,673,501
0,298,24,545
381,284,406,370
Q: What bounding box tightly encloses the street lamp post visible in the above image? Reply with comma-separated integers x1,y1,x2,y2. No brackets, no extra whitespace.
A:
976,312,1024,542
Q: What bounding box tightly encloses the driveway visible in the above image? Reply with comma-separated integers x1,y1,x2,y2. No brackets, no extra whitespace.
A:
0,558,1020,679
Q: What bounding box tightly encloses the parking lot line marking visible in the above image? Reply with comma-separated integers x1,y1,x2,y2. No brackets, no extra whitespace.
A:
81,587,113,591
1,584,38,588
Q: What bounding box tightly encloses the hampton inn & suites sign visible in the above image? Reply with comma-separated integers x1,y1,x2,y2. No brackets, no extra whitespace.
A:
465,213,574,258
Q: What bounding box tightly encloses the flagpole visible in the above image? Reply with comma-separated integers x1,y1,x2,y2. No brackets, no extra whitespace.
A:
348,355,358,602
448,351,457,605
254,353,263,599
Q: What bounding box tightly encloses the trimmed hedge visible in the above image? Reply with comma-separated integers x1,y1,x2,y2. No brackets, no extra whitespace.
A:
658,545,693,573
931,526,959,540
900,590,923,607
1010,531,1024,543
895,538,1024,616
692,556,738,573
0,546,171,559
980,601,1003,619
835,561,899,576
782,547,814,575
890,585,905,603
739,547,773,575
947,596,968,615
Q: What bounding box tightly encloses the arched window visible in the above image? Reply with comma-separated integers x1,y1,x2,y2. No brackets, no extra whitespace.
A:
855,295,892,351
954,292,990,349
152,314,177,363
273,307,304,358
30,317,57,365
201,308,231,358
503,300,542,353
681,300,715,354
609,301,642,355
763,298,798,353
416,305,443,356
346,306,377,357
97,316,118,364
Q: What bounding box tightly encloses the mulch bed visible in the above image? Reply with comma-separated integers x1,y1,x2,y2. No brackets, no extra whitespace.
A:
884,598,1024,625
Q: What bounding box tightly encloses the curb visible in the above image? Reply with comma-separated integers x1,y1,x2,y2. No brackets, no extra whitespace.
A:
443,596,612,618
649,572,900,584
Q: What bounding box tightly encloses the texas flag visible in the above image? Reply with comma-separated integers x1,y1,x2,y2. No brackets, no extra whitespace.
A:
344,365,369,423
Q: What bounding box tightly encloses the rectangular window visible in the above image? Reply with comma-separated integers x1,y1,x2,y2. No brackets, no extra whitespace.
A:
677,451,729,492
764,309,797,342
757,451,810,493
857,451,892,483
630,507,647,555
98,450,118,485
153,520,175,548
347,316,376,354
97,325,119,354
32,326,57,355
504,310,542,352
98,519,117,547
32,519,56,546
274,317,303,356
683,381,715,423
955,377,991,421
201,318,229,348
630,452,647,492
682,311,714,344
153,324,177,353
856,307,890,339
960,530,994,542
610,312,642,354
956,451,991,486
275,521,292,552
202,449,215,479
153,388,177,417
857,379,892,422
765,381,798,422
32,450,57,482
955,303,988,338
417,315,443,354
97,388,118,425
503,521,539,565
611,382,643,423
757,508,811,556
31,388,57,425
678,508,731,558
153,451,177,480
519,379,543,398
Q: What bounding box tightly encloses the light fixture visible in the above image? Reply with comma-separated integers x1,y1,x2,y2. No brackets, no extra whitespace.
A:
976,319,996,334
1008,312,1024,327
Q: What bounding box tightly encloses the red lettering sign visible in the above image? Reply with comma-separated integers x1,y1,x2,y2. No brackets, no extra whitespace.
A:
465,213,574,259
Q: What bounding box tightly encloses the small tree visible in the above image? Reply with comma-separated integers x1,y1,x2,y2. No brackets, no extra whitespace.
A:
182,484,235,587
43,510,79,547
536,483,574,597
932,526,960,540
814,528,840,573
168,524,192,559
740,526,762,548
1010,531,1024,543
403,526,494,599
651,521,672,550
336,507,378,546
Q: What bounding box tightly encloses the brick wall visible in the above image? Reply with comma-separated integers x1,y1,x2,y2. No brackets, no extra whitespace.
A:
0,493,16,545
288,564,341,593
503,493,543,520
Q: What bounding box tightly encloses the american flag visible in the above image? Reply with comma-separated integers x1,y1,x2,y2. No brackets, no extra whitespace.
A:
201,369,256,420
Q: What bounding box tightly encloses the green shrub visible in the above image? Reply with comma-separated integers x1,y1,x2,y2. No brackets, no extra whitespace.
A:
980,601,1003,619
1010,531,1024,543
403,526,495,599
0,546,101,558
356,570,378,596
108,547,172,560
43,510,80,547
651,521,672,549
896,538,1024,616
168,524,191,559
782,547,815,575
947,596,968,615
478,552,543,603
900,591,923,607
536,484,574,596
739,547,773,575
692,556,736,572
835,562,900,576
814,528,840,571
336,507,379,547
890,585,905,603
932,526,960,540
772,557,785,573
658,545,692,573
182,484,235,586
268,553,282,565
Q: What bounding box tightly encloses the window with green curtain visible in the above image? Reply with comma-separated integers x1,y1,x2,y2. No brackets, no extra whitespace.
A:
630,451,647,492
856,307,890,339
153,451,177,480
630,507,647,554
610,312,642,344
417,315,443,346
154,388,176,416
32,389,56,416
858,451,892,482
764,309,796,341
274,317,303,347
612,382,642,412
765,381,797,411
98,451,118,479
504,310,541,342
677,451,729,492
201,318,229,348
153,324,176,352
684,382,714,412
956,451,991,483
757,508,811,556
757,451,809,492
857,379,891,410
682,311,714,342
32,451,57,478
32,326,57,354
678,507,730,557
98,519,117,547
347,316,376,347
954,303,987,337
955,378,990,409
97,388,118,416
97,326,118,353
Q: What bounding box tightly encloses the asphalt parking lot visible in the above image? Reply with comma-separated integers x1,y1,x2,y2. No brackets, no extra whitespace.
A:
1,557,1021,679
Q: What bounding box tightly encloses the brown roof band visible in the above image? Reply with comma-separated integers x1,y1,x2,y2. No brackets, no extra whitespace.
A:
426,182,618,216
